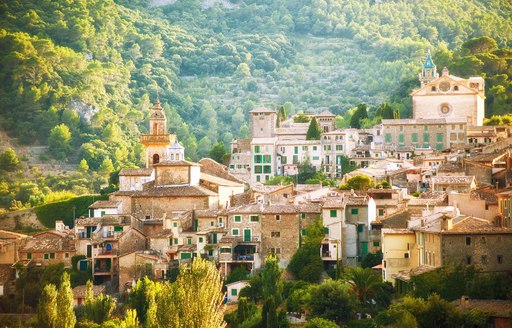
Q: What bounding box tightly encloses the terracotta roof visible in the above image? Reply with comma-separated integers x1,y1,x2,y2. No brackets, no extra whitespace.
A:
470,189,498,205
452,298,512,317
134,185,217,197
316,110,335,117
119,168,153,176
322,197,346,209
73,285,106,299
295,184,322,192
75,217,102,227
382,228,414,234
466,152,507,163
395,265,437,282
297,202,322,213
445,216,512,234
229,203,299,214
89,200,121,209
178,244,197,252
431,176,475,185
20,235,75,252
200,173,245,187
149,229,173,238
382,118,467,125
219,237,236,244
111,190,136,196
195,209,228,218
153,160,201,167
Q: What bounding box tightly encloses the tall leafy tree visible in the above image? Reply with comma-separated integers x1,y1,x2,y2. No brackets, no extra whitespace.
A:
261,254,283,328
209,141,227,164
288,219,324,282
306,117,322,140
307,279,357,325
48,124,72,160
37,284,58,328
350,104,368,129
55,272,76,328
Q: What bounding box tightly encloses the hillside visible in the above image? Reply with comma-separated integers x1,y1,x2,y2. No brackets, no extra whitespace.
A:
1,0,512,209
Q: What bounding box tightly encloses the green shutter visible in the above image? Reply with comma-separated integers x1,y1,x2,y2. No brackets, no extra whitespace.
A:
180,252,192,259
323,227,329,234
437,133,443,142
351,208,359,215
385,134,391,142
330,210,337,217
399,134,404,143
231,288,238,296
412,133,418,143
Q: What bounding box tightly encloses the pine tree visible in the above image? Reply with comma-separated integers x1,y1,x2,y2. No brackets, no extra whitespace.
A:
306,117,322,140
0,147,20,171
98,157,114,177
78,159,89,175
37,284,58,328
55,272,76,328
48,124,71,160
350,104,368,129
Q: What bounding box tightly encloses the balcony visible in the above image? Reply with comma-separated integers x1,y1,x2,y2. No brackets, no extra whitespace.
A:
235,236,261,243
140,134,172,144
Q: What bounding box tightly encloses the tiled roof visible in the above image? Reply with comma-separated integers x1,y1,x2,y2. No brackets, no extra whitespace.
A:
0,230,28,240
395,265,437,282
153,160,201,167
134,185,217,197
316,110,335,117
195,209,228,218
178,244,197,252
75,217,102,227
20,235,75,252
229,203,299,214
445,216,512,234
119,168,153,176
382,118,467,125
249,107,276,113
111,191,136,196
452,298,512,318
466,152,506,163
148,229,173,238
322,197,346,209
89,200,121,209
431,176,475,185
381,228,414,234
470,189,498,204
200,173,245,187
297,202,322,213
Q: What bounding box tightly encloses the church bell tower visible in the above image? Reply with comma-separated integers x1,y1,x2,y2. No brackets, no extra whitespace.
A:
419,49,439,86
140,99,175,167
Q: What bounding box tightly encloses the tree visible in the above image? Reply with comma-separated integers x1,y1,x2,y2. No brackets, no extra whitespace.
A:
376,103,395,119
361,251,383,269
225,267,249,284
294,113,310,123
155,257,226,327
288,219,324,282
0,148,20,171
48,124,71,160
55,272,76,328
209,141,227,164
261,254,283,328
98,157,114,178
297,160,317,184
462,36,498,55
304,318,340,328
78,159,89,175
345,267,391,313
198,136,213,158
306,117,322,140
307,279,357,325
339,174,374,190
83,280,117,324
350,104,368,129
279,106,287,121
37,284,58,328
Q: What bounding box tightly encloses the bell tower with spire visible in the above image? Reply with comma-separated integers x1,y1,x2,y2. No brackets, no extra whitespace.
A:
140,98,176,167
419,49,438,86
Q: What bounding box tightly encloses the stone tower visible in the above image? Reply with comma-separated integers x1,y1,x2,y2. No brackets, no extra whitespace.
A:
419,49,439,87
249,108,277,138
140,99,175,167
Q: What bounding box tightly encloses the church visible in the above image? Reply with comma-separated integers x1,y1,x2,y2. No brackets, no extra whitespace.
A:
412,50,485,126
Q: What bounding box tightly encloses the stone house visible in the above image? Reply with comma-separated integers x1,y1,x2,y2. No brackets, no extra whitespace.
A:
226,280,249,303
448,189,498,222
72,285,105,306
0,230,27,265
464,151,511,187
497,189,512,227
18,230,75,267
431,176,477,193
118,168,154,191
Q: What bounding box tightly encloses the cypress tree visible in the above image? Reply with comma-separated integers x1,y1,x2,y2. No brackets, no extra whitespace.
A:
55,272,76,328
306,117,322,140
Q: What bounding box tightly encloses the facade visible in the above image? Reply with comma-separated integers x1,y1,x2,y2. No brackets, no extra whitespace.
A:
413,52,485,126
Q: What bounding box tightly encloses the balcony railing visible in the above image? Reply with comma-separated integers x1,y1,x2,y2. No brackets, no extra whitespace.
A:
235,236,261,243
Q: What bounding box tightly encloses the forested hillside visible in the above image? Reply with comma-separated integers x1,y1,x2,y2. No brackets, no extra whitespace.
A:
0,0,512,209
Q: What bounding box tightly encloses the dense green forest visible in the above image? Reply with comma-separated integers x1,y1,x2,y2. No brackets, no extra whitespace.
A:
1,0,512,209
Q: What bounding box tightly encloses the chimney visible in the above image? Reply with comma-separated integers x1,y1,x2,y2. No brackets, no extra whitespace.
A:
440,213,452,231
460,295,470,306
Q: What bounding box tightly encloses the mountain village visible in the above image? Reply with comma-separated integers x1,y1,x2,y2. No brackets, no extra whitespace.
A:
2,51,512,323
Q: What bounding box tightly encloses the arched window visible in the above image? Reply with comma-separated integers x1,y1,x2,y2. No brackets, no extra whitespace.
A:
153,123,158,135
153,153,160,164
176,154,180,160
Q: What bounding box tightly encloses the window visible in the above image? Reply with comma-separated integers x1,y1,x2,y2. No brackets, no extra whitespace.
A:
44,254,49,260
174,238,178,245
481,255,488,264
466,256,472,265
385,134,391,142
336,145,343,151
481,236,486,244
431,86,436,91
65,253,69,258
497,255,503,264
263,155,271,163
145,215,150,220
301,229,307,236
424,125,428,131
232,229,239,236
254,145,260,153
210,221,214,227
187,238,192,245
294,146,298,154
373,241,380,247
263,166,271,173
275,215,281,221
357,225,364,233
465,236,471,246
437,133,443,142
351,208,359,215
301,213,306,219
323,227,329,234
231,288,238,296
271,231,281,238
404,253,410,258
49,253,55,259
198,237,203,243
270,248,281,254
254,155,262,163
399,134,404,143
220,247,232,253
234,215,242,223
423,133,429,142
412,133,418,143
27,253,32,260
250,215,259,222
378,209,384,216
255,165,262,173
330,210,337,218
302,146,308,151
173,222,178,227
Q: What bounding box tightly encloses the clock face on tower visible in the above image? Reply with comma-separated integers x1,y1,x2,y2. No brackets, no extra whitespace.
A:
439,81,451,92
